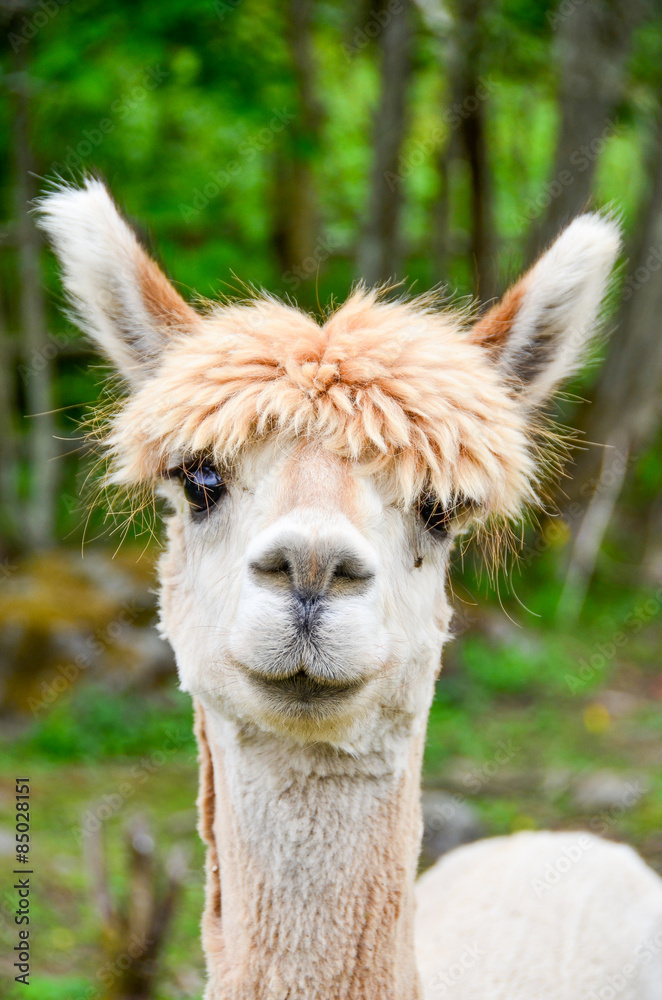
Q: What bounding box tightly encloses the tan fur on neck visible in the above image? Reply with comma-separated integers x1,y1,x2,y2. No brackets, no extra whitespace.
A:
195,701,222,945
195,704,424,1000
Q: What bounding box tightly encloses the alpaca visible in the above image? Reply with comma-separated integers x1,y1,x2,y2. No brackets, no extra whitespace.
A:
38,180,662,1000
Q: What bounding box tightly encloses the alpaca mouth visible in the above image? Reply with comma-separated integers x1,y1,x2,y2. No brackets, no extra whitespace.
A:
249,668,364,710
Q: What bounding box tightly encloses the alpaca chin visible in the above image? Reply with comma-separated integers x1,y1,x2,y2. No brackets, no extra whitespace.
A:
239,687,380,748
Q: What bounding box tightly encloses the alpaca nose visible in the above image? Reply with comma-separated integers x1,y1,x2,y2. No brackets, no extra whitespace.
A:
248,526,376,601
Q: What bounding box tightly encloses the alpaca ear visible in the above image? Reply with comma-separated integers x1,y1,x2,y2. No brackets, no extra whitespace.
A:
36,179,199,385
469,214,621,405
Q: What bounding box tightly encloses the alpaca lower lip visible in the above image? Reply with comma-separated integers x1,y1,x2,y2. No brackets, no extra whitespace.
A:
250,669,363,704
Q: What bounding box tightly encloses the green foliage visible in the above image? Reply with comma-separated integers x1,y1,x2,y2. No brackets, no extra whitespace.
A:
5,977,92,1000
16,683,194,761
461,633,551,694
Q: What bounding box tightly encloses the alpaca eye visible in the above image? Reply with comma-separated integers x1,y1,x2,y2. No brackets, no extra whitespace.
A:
179,460,226,516
417,495,452,537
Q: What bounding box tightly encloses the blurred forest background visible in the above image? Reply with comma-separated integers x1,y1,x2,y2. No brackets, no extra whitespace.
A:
1,0,662,997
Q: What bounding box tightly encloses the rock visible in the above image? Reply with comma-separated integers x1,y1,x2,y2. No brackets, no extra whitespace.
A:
421,790,485,861
110,627,175,688
0,549,174,714
540,768,574,798
174,969,205,993
440,756,542,796
73,549,152,605
166,809,198,836
597,690,642,718
572,770,648,813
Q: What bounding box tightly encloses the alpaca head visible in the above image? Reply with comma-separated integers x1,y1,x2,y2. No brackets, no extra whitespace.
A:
38,180,620,752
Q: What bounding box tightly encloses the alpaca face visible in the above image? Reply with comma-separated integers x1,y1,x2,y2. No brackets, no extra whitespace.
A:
157,440,453,746
37,181,621,749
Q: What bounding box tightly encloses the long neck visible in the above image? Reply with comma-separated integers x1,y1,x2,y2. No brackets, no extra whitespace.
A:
195,700,425,1000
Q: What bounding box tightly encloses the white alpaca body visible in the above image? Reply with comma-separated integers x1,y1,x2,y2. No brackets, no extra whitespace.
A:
416,831,662,999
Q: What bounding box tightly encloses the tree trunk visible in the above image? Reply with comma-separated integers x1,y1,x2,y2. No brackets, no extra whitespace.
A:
358,0,412,286
431,142,453,280
272,0,323,287
417,0,496,299
526,0,646,262
572,115,662,496
591,132,662,451
557,430,630,621
0,290,20,558
86,815,187,1000
449,0,496,300
11,17,58,550
558,114,662,615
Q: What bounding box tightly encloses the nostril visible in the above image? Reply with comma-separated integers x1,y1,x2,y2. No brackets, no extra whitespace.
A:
276,557,292,578
250,552,293,580
331,555,375,585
